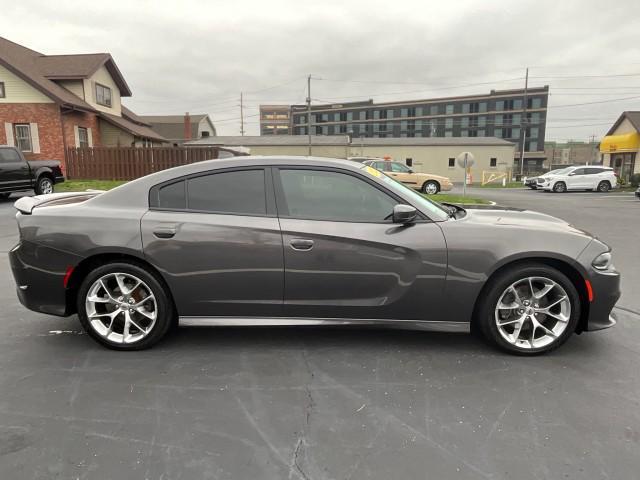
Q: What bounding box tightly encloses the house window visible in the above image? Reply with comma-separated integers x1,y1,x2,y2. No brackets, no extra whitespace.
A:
0,82,5,98
14,124,32,152
406,158,413,167
448,158,455,168
78,127,89,148
490,158,497,167
95,83,112,107
201,131,210,137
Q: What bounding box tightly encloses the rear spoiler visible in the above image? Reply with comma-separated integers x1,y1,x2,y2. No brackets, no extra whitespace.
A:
14,191,104,215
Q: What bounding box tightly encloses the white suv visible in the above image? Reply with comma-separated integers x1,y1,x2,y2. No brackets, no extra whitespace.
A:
538,166,617,193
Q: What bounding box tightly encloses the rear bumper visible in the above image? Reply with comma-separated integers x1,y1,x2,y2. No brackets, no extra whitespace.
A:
9,241,80,317
441,182,453,192
54,174,65,184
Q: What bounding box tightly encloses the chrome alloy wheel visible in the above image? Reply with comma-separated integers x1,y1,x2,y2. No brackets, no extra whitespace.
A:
424,182,438,194
41,178,53,194
494,276,571,350
85,272,157,344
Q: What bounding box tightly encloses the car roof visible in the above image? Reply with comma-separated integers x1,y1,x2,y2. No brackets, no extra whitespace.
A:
89,155,367,208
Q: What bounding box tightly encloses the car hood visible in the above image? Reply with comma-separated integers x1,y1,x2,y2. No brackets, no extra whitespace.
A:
416,173,451,182
458,205,593,237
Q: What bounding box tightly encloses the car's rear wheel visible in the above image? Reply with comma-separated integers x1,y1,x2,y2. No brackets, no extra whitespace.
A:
422,181,440,194
597,181,611,192
552,181,566,193
477,264,580,355
77,262,174,350
35,176,54,195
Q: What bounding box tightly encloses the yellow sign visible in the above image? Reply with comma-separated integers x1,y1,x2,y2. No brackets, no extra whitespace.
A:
365,165,382,178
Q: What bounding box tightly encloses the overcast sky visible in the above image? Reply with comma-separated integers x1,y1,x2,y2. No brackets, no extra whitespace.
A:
3,0,640,140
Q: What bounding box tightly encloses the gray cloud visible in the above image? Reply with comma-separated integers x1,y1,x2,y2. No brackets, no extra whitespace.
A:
3,0,639,138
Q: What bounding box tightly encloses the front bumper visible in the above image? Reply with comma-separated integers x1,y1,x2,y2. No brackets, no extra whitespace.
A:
584,268,621,331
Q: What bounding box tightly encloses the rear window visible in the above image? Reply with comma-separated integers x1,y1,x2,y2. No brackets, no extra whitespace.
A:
0,148,22,163
158,181,186,209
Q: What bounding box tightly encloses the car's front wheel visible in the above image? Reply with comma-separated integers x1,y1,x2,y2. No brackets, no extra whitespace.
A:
552,181,566,193
422,181,440,194
477,263,580,355
77,262,174,350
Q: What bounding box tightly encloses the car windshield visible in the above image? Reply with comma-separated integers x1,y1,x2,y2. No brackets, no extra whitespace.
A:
360,165,450,220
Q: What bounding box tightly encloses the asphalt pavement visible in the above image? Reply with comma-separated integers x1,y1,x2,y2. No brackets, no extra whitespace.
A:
0,189,638,480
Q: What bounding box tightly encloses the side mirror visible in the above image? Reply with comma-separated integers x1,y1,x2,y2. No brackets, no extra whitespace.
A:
568,172,576,176
392,204,417,224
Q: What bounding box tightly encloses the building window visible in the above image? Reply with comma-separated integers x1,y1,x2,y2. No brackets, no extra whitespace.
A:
430,105,438,115
0,82,5,98
445,104,454,114
406,158,413,167
14,124,32,152
445,118,453,129
527,97,542,109
490,158,497,167
495,100,504,111
95,83,112,107
444,131,453,137
529,141,538,151
477,129,485,136
448,158,455,168
78,127,89,148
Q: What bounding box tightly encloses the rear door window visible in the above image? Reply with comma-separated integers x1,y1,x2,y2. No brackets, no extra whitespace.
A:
187,169,266,215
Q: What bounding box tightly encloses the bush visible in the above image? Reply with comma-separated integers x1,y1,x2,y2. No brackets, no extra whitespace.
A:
630,173,640,187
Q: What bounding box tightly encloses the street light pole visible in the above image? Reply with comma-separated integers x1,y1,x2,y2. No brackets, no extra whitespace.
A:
307,74,312,156
519,67,529,177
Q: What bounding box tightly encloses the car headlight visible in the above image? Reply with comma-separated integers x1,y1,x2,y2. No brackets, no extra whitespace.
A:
592,252,612,271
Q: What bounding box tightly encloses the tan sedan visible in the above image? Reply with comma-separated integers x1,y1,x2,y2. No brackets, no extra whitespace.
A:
363,160,453,194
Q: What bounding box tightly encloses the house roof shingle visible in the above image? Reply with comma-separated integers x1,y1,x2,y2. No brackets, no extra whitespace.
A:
139,114,212,140
606,111,640,135
99,111,167,142
0,36,132,111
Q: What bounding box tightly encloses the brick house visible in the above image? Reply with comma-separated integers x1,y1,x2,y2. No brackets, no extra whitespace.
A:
0,36,166,167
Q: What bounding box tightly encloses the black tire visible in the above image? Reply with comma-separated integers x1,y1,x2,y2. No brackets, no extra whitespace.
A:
34,176,54,195
476,263,581,355
76,262,174,350
597,181,611,193
422,180,440,194
552,181,566,193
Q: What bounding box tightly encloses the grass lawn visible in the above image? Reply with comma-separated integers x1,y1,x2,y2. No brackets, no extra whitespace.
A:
56,180,128,192
425,193,490,205
475,182,524,188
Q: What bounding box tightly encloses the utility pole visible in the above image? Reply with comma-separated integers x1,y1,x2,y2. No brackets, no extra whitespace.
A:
519,67,529,178
240,92,245,136
307,74,312,156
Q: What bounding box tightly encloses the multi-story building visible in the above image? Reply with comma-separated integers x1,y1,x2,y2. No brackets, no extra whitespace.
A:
544,141,599,167
285,87,549,171
259,105,290,135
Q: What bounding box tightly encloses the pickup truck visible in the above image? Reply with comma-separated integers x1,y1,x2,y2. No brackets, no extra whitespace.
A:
0,146,64,198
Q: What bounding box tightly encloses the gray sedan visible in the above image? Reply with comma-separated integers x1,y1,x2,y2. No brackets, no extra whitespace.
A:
9,157,620,354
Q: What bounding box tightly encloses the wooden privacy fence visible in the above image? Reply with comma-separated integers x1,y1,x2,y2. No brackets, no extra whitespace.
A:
65,146,232,180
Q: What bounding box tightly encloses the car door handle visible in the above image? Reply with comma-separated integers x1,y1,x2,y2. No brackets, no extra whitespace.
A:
153,227,176,239
290,238,314,251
